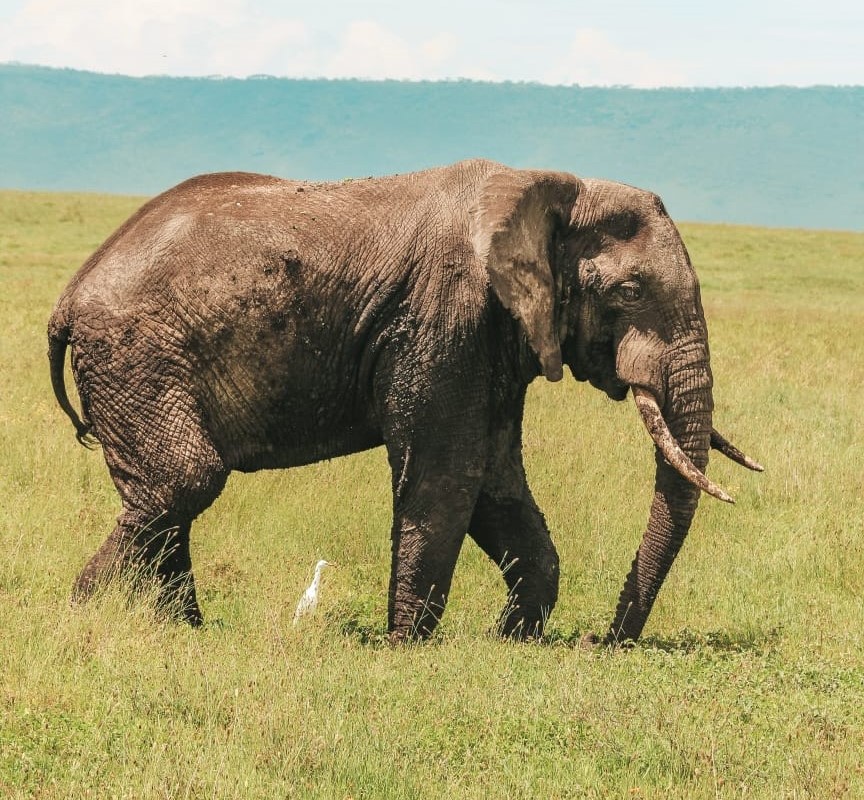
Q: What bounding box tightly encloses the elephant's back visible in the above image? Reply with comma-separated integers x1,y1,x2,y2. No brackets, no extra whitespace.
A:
59,160,501,332
64,160,504,301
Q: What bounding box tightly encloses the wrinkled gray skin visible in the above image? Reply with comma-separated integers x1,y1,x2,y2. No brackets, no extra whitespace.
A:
49,159,743,644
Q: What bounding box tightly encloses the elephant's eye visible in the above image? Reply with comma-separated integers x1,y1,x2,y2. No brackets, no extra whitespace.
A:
614,280,643,302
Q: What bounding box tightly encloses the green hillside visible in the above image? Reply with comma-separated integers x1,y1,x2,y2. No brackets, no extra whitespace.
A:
1,63,861,230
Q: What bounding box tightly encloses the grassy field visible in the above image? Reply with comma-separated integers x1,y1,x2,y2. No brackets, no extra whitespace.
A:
1,189,863,798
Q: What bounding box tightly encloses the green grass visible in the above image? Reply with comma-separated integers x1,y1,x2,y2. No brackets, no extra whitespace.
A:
2,189,863,798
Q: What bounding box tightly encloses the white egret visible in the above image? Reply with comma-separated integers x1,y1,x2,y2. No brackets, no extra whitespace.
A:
292,560,336,626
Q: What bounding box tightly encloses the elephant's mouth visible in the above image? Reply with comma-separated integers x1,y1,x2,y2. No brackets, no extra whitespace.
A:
565,336,628,400
594,376,629,401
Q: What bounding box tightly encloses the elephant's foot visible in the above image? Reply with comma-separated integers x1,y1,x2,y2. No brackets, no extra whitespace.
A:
496,605,546,641
388,628,419,645
73,559,203,626
71,567,107,606
387,617,438,644
153,572,204,627
388,592,447,643
578,631,635,650
71,534,129,604
72,528,203,627
388,624,434,645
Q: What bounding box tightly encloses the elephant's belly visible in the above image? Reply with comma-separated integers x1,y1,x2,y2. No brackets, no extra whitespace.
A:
198,319,386,471
205,389,386,471
226,416,384,472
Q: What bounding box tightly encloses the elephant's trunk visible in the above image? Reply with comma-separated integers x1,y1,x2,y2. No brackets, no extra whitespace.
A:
633,387,732,503
605,346,714,644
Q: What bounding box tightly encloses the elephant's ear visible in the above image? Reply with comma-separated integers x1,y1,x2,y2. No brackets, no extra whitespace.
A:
470,169,581,382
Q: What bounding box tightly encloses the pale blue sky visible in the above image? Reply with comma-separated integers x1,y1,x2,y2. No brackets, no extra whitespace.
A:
1,0,862,86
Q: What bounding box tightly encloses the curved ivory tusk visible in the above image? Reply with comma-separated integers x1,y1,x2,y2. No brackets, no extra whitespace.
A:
710,429,764,472
632,387,735,504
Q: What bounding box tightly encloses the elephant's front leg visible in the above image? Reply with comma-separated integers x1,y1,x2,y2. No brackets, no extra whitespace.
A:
386,447,484,642
467,444,560,639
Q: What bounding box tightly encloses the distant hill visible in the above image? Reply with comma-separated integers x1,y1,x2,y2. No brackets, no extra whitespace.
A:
1,63,861,230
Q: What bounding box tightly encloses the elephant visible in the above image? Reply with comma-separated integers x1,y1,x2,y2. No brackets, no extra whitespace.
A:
48,159,761,644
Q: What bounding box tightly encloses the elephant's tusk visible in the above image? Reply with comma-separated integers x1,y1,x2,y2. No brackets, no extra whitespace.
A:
710,429,764,472
632,387,735,504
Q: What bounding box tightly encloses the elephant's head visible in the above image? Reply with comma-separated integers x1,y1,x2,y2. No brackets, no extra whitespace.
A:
472,166,762,643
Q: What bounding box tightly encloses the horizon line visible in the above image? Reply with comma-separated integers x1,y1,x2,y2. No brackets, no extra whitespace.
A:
2,61,862,91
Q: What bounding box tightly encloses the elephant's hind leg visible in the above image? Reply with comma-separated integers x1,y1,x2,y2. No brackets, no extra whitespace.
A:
73,401,227,625
468,483,560,639
74,514,208,624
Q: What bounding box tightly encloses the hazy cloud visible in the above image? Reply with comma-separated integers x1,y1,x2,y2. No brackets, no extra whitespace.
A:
547,29,688,88
325,21,458,81
0,0,311,77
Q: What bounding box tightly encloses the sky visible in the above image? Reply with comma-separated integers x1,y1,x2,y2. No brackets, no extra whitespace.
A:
0,0,862,87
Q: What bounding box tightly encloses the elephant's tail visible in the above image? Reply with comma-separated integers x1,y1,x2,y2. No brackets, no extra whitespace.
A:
48,309,97,448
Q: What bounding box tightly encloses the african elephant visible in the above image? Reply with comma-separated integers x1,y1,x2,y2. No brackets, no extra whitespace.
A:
48,159,760,644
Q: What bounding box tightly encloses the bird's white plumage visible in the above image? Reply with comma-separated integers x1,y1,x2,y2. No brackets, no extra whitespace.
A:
292,559,334,626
